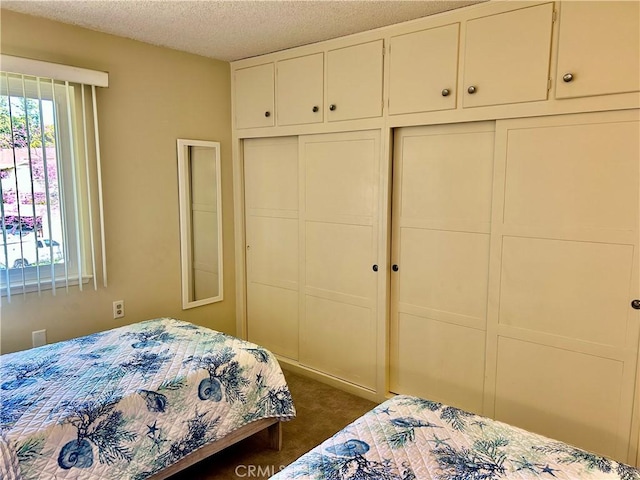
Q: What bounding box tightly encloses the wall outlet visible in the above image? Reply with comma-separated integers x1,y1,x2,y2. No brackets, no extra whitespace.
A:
32,329,47,348
113,300,125,319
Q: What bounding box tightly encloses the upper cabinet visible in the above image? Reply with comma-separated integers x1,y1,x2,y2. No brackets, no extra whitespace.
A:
235,63,275,129
462,3,554,108
327,40,384,122
555,1,640,99
389,23,460,115
276,53,324,126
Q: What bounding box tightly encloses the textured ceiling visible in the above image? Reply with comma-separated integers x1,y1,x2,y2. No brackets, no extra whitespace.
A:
1,1,484,62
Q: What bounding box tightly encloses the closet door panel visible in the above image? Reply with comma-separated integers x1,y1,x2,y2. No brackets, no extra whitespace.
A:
301,296,376,390
399,228,490,325
390,122,495,412
400,130,494,228
496,337,623,459
244,137,299,360
247,283,299,360
246,216,298,289
305,222,375,300
503,121,639,230
487,111,640,463
304,138,376,220
299,131,380,390
500,237,633,348
394,312,485,412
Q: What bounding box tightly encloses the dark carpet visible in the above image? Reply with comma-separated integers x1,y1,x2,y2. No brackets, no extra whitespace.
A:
170,369,379,479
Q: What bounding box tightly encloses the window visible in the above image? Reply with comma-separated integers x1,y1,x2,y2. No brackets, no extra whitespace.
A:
0,56,108,299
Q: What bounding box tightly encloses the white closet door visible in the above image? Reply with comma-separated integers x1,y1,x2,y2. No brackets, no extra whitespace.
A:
298,130,380,390
390,122,495,413
485,110,640,462
244,137,299,360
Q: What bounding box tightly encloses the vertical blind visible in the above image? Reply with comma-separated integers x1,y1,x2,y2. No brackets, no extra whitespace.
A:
0,55,108,300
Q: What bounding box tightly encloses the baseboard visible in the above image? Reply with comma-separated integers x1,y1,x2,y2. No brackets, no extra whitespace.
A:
277,357,385,404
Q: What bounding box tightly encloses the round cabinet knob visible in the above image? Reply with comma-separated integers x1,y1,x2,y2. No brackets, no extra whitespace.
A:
312,105,319,112
392,264,399,272
441,89,450,97
329,104,337,111
372,264,378,272
467,86,477,94
264,111,271,117
632,299,640,310
563,73,574,83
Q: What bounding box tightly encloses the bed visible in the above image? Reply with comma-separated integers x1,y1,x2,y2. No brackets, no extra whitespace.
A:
0,317,296,480
271,394,639,480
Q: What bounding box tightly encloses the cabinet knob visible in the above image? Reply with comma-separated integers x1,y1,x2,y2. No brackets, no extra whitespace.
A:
563,73,574,83
632,299,640,310
392,264,399,272
264,111,271,117
329,104,337,111
441,89,450,97
467,86,477,94
372,264,378,272
312,105,319,113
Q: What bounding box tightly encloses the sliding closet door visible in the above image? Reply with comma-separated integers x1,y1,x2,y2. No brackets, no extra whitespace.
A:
390,122,495,413
298,130,380,390
244,137,299,360
485,110,640,462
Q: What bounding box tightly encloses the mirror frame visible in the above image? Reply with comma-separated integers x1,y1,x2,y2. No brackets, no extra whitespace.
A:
177,139,223,309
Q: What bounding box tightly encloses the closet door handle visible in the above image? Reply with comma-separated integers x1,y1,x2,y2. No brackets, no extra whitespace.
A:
467,85,477,94
312,105,319,112
632,299,640,310
372,264,378,272
392,264,399,272
441,89,450,97
329,104,337,111
563,73,574,83
264,111,271,117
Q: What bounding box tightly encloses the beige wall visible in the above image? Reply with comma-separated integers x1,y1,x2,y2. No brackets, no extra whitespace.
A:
0,10,235,353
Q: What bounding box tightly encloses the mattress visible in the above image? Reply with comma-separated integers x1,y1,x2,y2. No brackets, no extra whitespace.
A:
271,394,639,480
0,318,296,479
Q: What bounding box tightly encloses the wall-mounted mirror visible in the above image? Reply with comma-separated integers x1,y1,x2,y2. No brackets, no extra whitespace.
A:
177,139,223,309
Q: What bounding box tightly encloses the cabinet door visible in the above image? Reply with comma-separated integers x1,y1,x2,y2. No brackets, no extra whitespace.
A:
299,130,380,390
327,40,383,121
234,64,275,129
390,122,495,413
555,1,640,99
244,137,299,360
486,110,640,462
389,23,459,115
463,3,554,108
276,53,324,126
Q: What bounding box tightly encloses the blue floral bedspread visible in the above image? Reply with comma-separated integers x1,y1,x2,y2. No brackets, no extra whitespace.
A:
0,318,296,480
272,395,639,480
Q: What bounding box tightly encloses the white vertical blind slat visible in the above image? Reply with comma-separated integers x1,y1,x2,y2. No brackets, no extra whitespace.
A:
91,85,107,288
81,86,97,291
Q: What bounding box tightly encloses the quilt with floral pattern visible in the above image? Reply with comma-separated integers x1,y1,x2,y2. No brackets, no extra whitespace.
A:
0,318,295,480
272,394,638,480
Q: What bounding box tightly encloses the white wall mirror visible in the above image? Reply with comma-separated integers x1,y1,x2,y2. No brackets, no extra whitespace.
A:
177,139,223,309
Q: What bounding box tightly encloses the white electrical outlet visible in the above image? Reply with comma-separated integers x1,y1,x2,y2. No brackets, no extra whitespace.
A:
32,329,47,347
113,300,125,319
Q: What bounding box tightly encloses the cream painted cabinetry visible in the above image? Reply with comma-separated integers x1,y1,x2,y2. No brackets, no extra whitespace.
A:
389,23,460,115
244,131,381,392
327,40,384,121
390,122,495,413
276,53,324,126
555,1,640,99
234,63,275,129
485,110,639,462
462,3,554,108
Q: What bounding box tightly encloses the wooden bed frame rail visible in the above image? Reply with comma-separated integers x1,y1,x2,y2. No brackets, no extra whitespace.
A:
148,418,282,479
